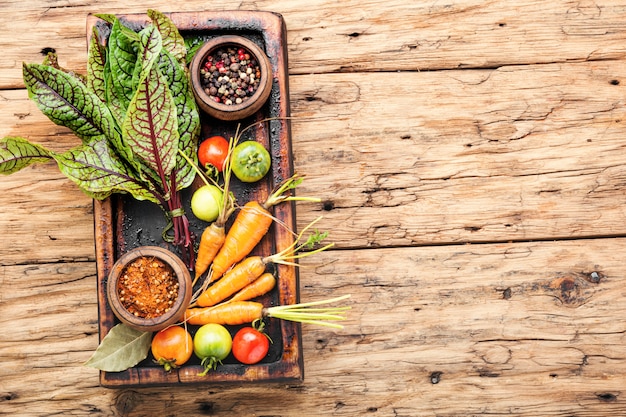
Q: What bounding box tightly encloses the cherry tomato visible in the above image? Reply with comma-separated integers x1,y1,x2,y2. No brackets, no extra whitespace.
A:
198,136,229,172
191,184,223,222
232,326,270,365
193,323,232,375
151,326,193,371
231,141,271,183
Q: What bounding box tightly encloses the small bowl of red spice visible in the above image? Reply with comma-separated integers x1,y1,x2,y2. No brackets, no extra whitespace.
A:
106,246,193,333
190,35,273,121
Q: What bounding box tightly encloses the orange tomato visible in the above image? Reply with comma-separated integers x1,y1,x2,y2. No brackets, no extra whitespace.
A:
151,325,193,371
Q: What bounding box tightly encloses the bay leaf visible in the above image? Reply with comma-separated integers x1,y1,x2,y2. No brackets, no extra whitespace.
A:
84,323,152,372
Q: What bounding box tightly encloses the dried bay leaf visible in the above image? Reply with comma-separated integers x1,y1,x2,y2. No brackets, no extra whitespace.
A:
84,324,152,372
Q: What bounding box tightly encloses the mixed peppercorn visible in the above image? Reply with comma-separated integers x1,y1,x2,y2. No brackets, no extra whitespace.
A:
199,45,262,105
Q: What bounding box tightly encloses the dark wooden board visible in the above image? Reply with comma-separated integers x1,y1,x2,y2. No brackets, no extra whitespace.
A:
90,10,302,388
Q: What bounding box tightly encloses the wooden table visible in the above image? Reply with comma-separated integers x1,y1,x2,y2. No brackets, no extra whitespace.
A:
1,1,625,415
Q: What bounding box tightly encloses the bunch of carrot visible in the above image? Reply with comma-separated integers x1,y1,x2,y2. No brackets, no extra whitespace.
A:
187,195,351,327
192,215,331,303
188,181,340,323
183,121,349,329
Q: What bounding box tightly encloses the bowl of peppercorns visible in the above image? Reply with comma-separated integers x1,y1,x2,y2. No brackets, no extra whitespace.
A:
106,246,193,333
190,35,273,121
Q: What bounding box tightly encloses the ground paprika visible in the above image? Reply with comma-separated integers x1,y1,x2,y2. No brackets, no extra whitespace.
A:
117,256,180,319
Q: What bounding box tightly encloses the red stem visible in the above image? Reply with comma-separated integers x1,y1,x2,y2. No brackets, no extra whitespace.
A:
167,174,195,269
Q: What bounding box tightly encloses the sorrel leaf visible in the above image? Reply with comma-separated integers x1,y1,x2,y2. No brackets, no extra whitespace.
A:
0,137,53,174
148,9,186,66
107,18,139,113
158,50,200,189
133,26,163,88
22,63,120,146
87,26,107,102
84,323,152,372
122,63,179,179
103,59,125,124
185,37,205,65
93,13,117,25
42,51,87,84
53,139,158,202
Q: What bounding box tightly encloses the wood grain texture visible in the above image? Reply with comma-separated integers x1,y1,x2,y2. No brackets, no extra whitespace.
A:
1,241,625,415
2,1,626,87
289,61,626,247
1,0,626,416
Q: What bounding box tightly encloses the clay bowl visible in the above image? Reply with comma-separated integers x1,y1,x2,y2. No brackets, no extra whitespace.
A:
190,35,273,121
106,246,193,333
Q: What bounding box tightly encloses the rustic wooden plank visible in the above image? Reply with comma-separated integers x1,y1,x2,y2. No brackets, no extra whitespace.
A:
2,1,626,87
0,160,95,265
289,60,626,247
1,239,624,415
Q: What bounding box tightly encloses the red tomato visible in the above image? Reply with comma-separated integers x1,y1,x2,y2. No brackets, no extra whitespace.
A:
151,326,194,371
198,136,229,172
232,327,270,365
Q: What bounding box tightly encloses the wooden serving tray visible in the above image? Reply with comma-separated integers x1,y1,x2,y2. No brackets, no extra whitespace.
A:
90,11,302,387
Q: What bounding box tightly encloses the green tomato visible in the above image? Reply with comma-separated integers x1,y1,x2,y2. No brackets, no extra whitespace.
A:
231,141,271,183
194,323,232,375
191,185,223,222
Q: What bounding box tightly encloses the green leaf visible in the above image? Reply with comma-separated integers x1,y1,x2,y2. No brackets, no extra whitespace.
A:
53,140,158,202
185,37,205,65
122,61,179,178
103,59,126,125
107,18,139,113
157,50,200,190
41,50,87,84
84,324,152,372
93,13,117,25
22,63,120,146
148,9,187,66
87,26,107,102
0,137,53,174
133,25,163,88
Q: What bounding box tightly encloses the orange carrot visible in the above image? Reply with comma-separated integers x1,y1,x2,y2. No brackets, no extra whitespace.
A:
210,201,271,280
185,301,264,325
193,136,237,282
197,217,333,307
230,272,276,302
184,295,351,328
196,256,266,307
194,223,225,281
210,174,319,281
